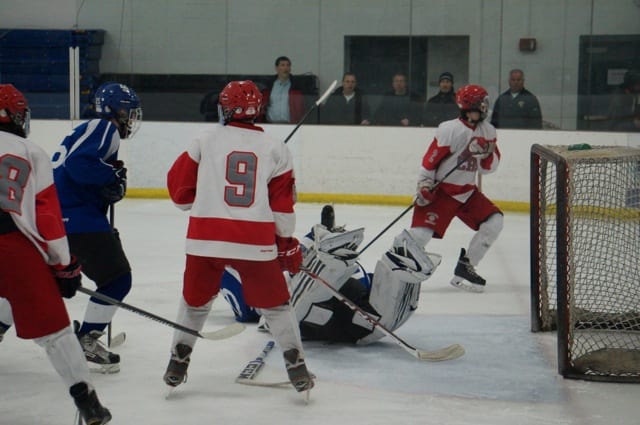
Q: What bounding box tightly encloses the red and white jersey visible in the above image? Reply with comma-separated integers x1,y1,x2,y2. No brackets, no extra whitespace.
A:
420,117,500,203
167,122,296,261
0,131,71,266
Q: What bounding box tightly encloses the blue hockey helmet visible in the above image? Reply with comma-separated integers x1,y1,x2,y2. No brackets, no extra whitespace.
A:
96,83,142,139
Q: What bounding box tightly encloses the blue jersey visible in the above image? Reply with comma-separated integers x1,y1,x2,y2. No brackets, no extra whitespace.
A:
51,119,121,233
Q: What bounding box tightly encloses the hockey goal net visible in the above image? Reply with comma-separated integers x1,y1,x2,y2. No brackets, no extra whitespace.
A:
530,144,640,382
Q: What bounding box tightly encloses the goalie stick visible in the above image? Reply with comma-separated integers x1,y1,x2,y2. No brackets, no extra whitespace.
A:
235,341,317,388
234,341,289,387
301,267,465,362
77,287,245,341
283,79,338,144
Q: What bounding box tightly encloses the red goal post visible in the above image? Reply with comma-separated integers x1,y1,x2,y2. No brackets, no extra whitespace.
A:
530,144,640,383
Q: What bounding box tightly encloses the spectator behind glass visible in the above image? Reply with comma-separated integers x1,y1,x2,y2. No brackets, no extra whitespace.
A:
320,72,371,125
490,69,542,129
374,72,424,126
260,56,305,124
608,69,640,132
423,72,459,127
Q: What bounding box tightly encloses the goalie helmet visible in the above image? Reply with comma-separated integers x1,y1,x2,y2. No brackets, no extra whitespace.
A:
96,83,142,139
456,84,489,121
0,84,30,138
218,80,262,123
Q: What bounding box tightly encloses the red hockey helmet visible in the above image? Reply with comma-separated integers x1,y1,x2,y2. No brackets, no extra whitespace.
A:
456,84,489,120
219,80,262,123
0,84,30,137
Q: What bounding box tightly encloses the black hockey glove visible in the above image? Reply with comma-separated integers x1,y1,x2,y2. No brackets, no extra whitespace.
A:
102,165,127,203
52,256,82,299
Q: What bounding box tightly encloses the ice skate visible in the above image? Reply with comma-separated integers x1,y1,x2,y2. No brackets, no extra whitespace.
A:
163,343,192,388
75,321,120,374
283,348,314,400
449,248,486,293
69,382,112,425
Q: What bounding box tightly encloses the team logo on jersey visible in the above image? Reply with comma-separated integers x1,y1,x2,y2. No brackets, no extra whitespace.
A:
424,212,439,225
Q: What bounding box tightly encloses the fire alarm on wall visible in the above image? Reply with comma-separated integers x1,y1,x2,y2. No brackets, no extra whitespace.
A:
519,38,537,52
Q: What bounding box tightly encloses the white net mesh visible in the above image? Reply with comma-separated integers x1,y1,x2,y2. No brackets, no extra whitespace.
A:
533,145,640,381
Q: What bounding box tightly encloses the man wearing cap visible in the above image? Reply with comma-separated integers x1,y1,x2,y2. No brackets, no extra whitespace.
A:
423,72,459,127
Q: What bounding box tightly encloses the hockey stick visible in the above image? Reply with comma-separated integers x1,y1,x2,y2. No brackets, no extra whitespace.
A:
77,287,245,341
283,79,337,144
235,341,317,388
301,267,465,361
234,341,287,387
105,204,123,347
358,150,474,255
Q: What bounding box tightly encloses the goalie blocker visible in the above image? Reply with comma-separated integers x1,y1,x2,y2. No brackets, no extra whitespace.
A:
220,206,441,344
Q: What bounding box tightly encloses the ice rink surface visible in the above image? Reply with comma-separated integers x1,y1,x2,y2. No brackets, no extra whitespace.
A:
1,200,639,425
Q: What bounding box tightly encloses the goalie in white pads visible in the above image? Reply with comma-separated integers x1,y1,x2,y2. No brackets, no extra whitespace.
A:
222,205,441,344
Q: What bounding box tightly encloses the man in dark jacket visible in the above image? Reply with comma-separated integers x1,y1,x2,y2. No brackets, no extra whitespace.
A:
320,72,371,125
374,72,424,126
491,69,542,129
423,72,459,127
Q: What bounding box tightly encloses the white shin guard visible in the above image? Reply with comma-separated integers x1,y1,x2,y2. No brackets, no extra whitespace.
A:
467,213,503,266
258,304,304,354
35,325,91,389
171,296,214,349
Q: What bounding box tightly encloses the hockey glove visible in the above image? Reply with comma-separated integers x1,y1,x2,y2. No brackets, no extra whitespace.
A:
52,256,82,299
415,179,436,207
468,137,496,158
101,165,127,203
276,236,303,274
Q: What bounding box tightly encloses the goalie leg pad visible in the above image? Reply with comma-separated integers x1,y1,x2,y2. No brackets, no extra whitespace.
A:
389,229,441,281
291,249,359,323
356,257,423,345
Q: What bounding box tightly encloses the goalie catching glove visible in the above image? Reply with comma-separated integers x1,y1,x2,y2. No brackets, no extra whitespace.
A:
415,178,436,207
468,136,496,159
52,256,82,299
276,236,303,274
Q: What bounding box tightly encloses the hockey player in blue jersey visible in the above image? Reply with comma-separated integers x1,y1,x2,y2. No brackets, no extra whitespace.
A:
51,82,142,373
221,205,440,344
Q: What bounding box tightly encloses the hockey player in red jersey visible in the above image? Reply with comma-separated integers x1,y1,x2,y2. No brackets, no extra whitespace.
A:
392,84,503,293
163,80,314,394
0,84,111,424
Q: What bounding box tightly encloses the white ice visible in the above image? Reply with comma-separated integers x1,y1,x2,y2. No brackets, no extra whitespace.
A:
1,200,639,425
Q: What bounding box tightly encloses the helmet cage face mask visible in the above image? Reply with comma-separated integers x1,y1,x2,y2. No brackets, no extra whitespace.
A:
456,85,490,122
97,83,142,139
0,84,31,137
219,80,262,123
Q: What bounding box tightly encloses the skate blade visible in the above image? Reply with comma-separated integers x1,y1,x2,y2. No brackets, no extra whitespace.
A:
450,278,484,293
89,363,120,374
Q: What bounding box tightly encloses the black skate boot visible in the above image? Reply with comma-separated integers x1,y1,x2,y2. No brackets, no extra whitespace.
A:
163,343,192,387
283,348,314,393
74,321,120,374
69,382,112,425
450,248,486,293
321,204,335,231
